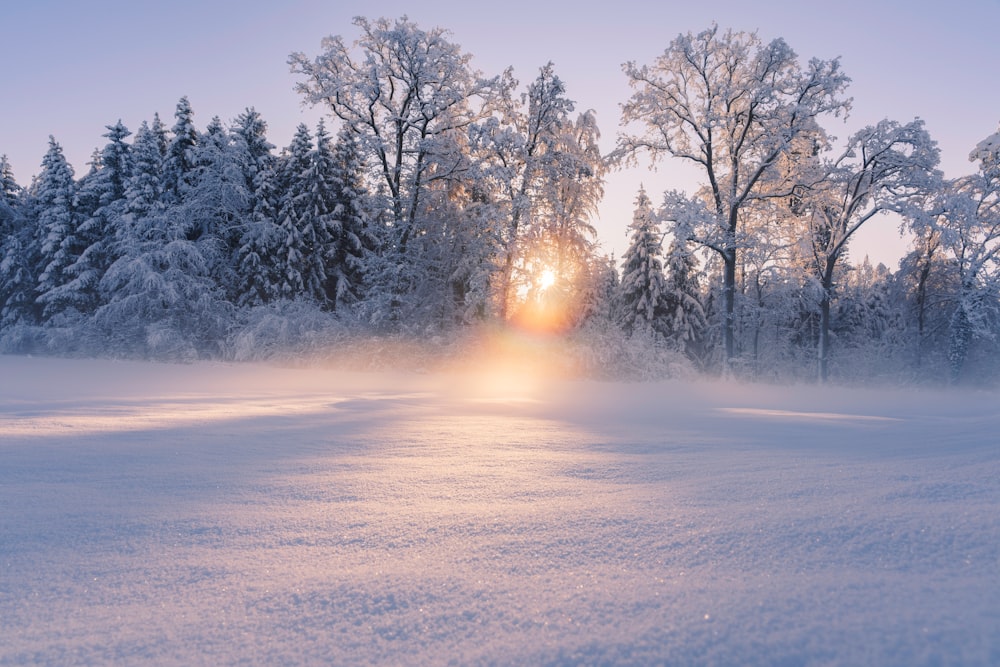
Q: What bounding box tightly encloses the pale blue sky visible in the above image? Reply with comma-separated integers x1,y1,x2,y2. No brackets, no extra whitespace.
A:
4,0,999,265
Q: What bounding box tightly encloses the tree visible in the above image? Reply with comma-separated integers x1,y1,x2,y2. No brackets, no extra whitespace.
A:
618,187,668,337
897,228,955,376
161,96,198,206
661,219,707,361
124,120,165,221
33,137,82,321
290,16,502,321
230,109,281,308
0,154,22,216
0,155,33,328
474,62,579,318
272,123,316,300
0,154,21,248
926,125,1000,383
795,119,940,381
618,25,850,373
59,121,134,314
323,125,376,311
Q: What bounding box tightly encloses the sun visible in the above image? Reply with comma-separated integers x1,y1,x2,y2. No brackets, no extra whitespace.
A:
538,268,556,291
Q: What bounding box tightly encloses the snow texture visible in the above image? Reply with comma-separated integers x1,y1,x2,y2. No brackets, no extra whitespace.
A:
1,354,998,666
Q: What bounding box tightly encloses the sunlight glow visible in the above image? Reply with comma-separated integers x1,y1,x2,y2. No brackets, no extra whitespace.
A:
539,268,556,291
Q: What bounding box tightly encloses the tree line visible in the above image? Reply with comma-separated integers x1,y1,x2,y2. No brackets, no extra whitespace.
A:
1,17,998,384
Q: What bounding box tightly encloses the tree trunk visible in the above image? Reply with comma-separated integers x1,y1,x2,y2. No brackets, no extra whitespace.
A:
722,250,737,374
817,263,836,384
818,293,831,383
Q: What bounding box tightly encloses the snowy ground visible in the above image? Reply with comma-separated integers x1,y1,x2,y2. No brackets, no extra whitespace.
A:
1,351,998,666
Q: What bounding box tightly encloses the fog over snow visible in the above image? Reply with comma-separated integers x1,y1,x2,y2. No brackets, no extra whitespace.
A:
1,351,998,665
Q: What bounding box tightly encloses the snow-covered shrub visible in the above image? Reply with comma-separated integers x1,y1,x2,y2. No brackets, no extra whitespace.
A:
227,299,347,362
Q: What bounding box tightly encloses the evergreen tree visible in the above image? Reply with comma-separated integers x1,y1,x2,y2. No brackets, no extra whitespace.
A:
0,155,34,327
0,154,20,237
231,107,275,194
124,121,165,222
619,188,669,337
184,115,248,244
234,162,281,308
298,120,340,305
161,96,198,205
325,126,375,311
33,137,83,321
273,123,314,300
229,108,280,308
60,121,133,314
662,224,707,359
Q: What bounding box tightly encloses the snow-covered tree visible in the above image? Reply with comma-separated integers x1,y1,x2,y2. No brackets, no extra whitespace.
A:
619,188,669,337
183,115,250,247
794,119,940,381
33,137,83,321
0,154,22,217
56,121,134,314
897,221,957,377
662,220,706,361
272,123,316,300
290,16,502,323
230,108,281,308
161,96,198,205
618,24,850,372
124,120,165,221
322,124,375,311
0,155,33,328
925,125,1000,382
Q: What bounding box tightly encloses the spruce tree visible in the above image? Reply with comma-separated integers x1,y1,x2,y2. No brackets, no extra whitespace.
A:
63,121,133,313
161,96,198,205
662,228,707,358
273,123,314,300
618,187,669,337
326,126,375,311
0,155,33,327
124,121,165,223
33,137,82,321
230,108,280,308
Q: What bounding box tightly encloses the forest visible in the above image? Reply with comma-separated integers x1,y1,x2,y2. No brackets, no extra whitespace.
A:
1,17,998,385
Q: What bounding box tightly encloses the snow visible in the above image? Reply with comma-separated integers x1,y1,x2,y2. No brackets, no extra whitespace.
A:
1,353,998,666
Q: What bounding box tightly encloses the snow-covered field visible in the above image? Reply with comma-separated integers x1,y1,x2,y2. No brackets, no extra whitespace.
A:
1,352,998,666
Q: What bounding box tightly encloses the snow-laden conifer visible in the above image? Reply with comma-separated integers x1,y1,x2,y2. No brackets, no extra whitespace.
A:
619,187,668,337
33,137,82,321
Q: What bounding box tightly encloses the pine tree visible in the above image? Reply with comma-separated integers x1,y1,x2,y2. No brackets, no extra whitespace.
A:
33,137,83,321
161,96,198,205
230,108,280,308
0,155,34,327
61,121,133,314
232,107,275,195
324,126,374,311
234,163,281,308
273,123,314,300
124,121,165,222
0,154,21,213
184,115,248,244
619,187,669,337
297,120,340,305
662,226,706,358
0,153,21,246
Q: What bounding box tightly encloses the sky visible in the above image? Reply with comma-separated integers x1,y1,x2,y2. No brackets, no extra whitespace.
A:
3,0,1000,266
